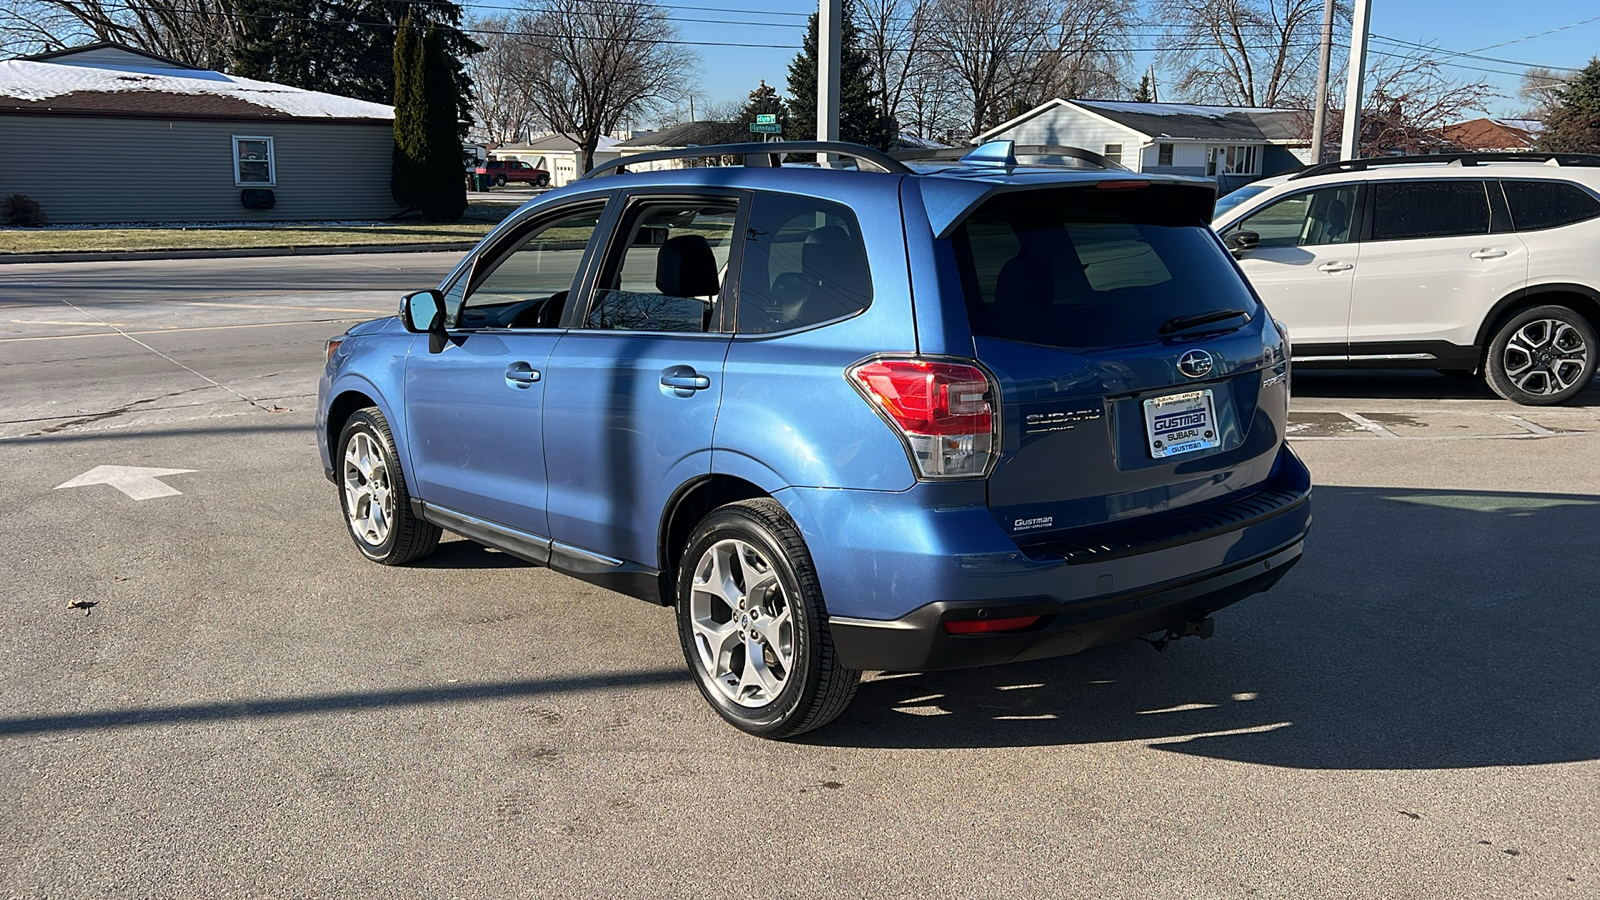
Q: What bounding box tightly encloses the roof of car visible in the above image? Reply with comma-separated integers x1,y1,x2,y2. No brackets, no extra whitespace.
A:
1212,154,1600,225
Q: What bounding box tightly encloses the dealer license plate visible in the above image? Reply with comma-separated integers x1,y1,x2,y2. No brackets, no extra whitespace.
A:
1143,389,1220,459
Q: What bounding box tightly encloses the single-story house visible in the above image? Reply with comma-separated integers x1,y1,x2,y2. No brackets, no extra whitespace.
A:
975,98,1311,192
613,121,753,170
492,132,620,187
1439,117,1538,152
0,42,400,224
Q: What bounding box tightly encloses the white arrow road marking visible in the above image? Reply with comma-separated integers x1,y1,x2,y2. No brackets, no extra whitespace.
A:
55,465,197,500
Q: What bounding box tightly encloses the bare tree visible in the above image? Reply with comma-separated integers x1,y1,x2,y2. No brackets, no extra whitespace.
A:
1357,50,1497,153
1299,48,1496,155
927,0,1135,136
515,0,695,170
465,15,534,144
5,0,241,69
1156,0,1344,107
1519,66,1569,123
855,0,931,130
900,59,965,141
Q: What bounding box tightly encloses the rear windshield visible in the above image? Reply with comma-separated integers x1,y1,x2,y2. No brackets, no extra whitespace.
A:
952,186,1258,349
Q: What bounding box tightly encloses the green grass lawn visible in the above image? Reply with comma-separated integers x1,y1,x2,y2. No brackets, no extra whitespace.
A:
0,204,515,255
0,222,497,255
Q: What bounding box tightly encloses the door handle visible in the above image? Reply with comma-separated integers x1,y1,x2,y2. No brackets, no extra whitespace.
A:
660,366,711,391
1317,262,1354,273
1471,248,1508,260
504,361,541,388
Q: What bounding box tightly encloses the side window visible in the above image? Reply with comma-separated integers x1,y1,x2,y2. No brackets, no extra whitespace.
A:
453,203,604,329
585,198,738,333
1238,186,1357,249
737,194,872,335
1371,181,1490,241
232,135,275,186
1501,180,1600,232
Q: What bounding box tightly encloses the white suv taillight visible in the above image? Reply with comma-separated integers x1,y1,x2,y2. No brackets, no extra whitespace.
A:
847,358,999,480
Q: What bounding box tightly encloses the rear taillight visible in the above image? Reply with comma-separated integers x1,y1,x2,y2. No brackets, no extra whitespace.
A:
847,357,999,480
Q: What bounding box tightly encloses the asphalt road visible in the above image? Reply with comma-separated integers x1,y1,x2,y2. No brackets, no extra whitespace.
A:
2,254,1597,899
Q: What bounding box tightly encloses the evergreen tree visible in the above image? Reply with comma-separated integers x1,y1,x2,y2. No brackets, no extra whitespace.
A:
784,0,895,150
739,79,784,126
229,0,480,140
418,26,467,221
1539,57,1600,154
391,16,426,210
1134,74,1153,103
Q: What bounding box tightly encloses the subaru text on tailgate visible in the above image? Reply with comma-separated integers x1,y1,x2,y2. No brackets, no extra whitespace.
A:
317,140,1311,737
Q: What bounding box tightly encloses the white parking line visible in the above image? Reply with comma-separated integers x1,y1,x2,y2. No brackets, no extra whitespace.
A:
1340,411,1400,438
1500,414,1559,437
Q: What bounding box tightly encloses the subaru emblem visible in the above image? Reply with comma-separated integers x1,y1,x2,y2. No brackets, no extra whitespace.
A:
1177,349,1214,379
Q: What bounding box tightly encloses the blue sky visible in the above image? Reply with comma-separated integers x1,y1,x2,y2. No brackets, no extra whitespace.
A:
560,0,1600,120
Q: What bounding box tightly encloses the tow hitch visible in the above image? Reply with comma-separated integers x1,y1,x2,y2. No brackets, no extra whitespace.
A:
1140,616,1215,652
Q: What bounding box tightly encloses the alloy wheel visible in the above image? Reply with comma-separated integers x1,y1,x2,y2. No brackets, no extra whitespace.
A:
1502,318,1590,396
688,538,795,708
343,431,393,546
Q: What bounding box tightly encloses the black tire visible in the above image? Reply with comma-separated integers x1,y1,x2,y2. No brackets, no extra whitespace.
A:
1484,305,1598,406
336,407,441,565
675,499,859,738
536,175,550,188
493,174,507,187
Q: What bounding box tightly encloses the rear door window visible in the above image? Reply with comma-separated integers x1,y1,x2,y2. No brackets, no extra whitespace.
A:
1370,181,1490,240
1500,180,1600,231
952,185,1257,349
584,198,739,333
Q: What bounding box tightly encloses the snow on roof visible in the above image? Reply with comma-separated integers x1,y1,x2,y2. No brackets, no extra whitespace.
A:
1077,100,1285,118
0,57,393,120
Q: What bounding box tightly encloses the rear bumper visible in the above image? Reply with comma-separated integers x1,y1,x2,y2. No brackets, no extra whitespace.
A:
828,538,1301,671
778,444,1311,672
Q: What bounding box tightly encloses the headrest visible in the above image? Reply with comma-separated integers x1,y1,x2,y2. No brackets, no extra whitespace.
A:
802,226,870,297
656,234,721,298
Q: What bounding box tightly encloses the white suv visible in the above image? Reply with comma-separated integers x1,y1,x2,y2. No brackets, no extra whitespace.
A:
1213,153,1600,404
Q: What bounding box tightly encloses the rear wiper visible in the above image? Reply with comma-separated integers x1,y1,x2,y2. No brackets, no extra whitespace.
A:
1159,308,1251,335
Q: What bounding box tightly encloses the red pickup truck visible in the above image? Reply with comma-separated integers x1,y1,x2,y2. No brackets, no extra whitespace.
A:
476,159,550,188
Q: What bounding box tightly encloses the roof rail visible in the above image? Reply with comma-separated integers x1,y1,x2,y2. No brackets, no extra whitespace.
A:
1290,152,1600,181
892,140,1129,171
581,140,911,179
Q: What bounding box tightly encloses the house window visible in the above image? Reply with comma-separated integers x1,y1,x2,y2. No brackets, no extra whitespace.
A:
1158,143,1174,166
1103,143,1123,164
1221,144,1259,175
233,136,275,185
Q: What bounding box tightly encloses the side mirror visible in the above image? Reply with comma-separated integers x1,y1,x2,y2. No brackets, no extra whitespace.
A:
399,289,449,354
1224,230,1260,258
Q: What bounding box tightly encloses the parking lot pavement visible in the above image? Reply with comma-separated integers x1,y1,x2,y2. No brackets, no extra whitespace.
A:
2,257,1597,898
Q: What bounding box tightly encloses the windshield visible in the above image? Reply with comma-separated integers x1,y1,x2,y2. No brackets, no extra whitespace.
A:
951,185,1259,350
1212,184,1272,220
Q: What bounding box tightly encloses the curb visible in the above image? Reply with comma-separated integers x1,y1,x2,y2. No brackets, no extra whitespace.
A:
0,241,482,265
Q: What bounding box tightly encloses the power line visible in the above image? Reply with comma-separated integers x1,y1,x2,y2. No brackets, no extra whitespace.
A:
1471,12,1600,53
1368,32,1581,73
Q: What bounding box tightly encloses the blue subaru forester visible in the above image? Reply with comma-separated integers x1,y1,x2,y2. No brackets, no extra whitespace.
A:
317,141,1311,737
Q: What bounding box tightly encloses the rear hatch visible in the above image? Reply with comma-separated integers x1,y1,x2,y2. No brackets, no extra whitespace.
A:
945,182,1288,544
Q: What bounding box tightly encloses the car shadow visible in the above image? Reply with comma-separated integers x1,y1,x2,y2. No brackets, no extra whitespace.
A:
408,537,532,569
1291,369,1600,406
803,485,1600,769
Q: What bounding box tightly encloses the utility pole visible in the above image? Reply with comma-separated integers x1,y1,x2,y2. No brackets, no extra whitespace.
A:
1309,0,1335,164
817,0,842,162
1340,0,1373,161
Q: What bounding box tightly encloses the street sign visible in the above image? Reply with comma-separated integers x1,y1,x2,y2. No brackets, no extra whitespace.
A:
749,122,782,134
755,114,778,125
